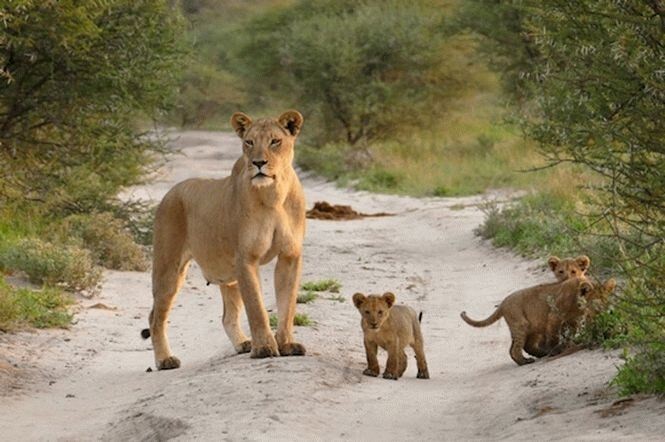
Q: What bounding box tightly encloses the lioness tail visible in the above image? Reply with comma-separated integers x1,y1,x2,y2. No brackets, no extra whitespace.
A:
418,311,423,323
460,308,502,327
141,328,151,339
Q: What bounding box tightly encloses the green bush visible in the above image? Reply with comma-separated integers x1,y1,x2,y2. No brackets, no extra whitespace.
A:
0,276,73,331
60,212,148,271
296,292,317,304
301,279,341,293
0,239,101,292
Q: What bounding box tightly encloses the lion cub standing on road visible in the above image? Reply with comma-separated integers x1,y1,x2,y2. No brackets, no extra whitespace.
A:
353,292,429,380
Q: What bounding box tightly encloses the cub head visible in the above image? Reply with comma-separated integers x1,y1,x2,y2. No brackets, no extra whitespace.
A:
587,278,617,314
548,255,590,281
352,292,396,330
230,110,304,188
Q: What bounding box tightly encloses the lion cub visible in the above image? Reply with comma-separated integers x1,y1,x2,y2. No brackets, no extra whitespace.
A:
352,292,429,380
460,277,594,365
548,255,590,281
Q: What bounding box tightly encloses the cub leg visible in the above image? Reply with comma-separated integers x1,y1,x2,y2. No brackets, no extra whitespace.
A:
509,322,535,366
220,282,251,354
363,338,380,377
383,339,401,380
149,257,190,370
273,253,306,356
236,257,278,358
411,321,430,379
398,350,408,378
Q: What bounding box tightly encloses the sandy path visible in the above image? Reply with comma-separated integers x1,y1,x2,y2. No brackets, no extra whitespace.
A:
1,131,663,441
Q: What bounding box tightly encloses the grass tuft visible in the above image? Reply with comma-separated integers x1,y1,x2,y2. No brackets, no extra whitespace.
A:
301,279,341,293
296,291,318,304
269,312,313,328
0,276,73,331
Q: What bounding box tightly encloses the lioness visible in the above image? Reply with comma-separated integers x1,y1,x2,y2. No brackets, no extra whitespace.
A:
352,292,429,380
548,255,590,281
460,277,593,365
142,110,307,369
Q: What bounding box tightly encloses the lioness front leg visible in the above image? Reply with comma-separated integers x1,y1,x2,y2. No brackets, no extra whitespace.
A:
220,282,251,354
363,338,380,377
236,257,279,358
274,253,306,356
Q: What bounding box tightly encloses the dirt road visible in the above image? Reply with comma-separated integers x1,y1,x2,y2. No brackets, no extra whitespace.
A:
1,131,663,440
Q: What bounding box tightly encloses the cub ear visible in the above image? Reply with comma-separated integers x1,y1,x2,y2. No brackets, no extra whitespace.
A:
604,278,617,293
579,281,593,297
278,110,304,137
576,255,591,272
231,112,252,138
382,292,396,308
548,256,560,271
352,293,366,309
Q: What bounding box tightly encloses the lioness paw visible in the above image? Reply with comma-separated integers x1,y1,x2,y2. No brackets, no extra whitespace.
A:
382,372,399,380
236,340,252,354
417,369,430,379
278,342,306,357
363,368,379,377
251,345,279,359
157,356,181,370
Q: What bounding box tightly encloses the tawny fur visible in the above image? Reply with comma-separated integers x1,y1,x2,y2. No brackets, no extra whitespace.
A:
460,277,594,365
143,110,307,370
353,292,429,380
548,255,590,281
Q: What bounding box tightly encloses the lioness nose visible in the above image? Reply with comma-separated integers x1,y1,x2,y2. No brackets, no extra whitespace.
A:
252,160,267,168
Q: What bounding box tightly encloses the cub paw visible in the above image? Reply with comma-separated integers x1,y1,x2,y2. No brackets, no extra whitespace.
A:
157,356,181,370
250,345,279,359
417,369,430,379
363,368,379,377
518,358,536,366
278,342,306,356
382,371,399,380
236,340,252,354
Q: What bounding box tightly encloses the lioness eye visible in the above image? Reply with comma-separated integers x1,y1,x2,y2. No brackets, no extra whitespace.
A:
244,139,254,147
271,138,281,147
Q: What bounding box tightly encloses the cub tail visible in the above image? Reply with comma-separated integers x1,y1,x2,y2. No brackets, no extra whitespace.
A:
460,307,502,327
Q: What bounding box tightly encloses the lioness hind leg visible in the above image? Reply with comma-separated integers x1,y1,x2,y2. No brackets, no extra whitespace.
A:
273,254,306,356
150,257,190,370
220,282,251,353
509,324,535,366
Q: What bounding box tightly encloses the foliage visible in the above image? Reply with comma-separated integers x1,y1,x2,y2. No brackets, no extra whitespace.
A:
0,238,101,292
0,0,185,215
296,291,317,304
58,212,148,271
301,279,341,293
0,276,73,331
268,312,312,328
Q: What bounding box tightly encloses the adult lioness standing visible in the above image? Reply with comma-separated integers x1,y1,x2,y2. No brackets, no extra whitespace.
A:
143,110,307,370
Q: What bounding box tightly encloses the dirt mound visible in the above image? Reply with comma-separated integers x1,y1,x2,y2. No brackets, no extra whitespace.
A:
306,201,392,220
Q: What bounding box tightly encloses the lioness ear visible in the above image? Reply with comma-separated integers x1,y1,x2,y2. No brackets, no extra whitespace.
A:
579,281,593,297
604,278,617,293
576,255,591,272
352,293,366,309
231,112,252,138
382,292,396,308
278,110,304,137
548,256,560,271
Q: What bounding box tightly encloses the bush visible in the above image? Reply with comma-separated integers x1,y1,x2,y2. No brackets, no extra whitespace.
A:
59,212,148,271
0,276,73,331
0,239,101,292
301,279,341,293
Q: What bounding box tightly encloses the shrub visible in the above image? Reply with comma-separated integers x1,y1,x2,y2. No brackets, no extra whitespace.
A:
268,312,313,328
0,276,73,331
296,291,317,304
60,212,148,271
0,239,101,292
301,279,341,293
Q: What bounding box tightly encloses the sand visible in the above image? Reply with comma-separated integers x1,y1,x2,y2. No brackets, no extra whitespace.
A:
0,130,663,441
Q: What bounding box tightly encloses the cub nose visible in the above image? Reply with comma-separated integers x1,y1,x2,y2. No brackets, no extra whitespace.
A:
252,160,267,169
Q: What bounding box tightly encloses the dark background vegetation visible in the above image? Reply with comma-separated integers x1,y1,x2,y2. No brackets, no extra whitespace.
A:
0,0,662,394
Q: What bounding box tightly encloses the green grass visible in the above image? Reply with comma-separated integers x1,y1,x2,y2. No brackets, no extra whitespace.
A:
269,312,313,328
301,279,341,293
0,276,73,331
296,291,318,304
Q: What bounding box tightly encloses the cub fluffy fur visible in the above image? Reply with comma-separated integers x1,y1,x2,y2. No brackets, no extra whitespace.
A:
143,110,306,370
548,255,590,281
353,292,429,380
460,277,594,365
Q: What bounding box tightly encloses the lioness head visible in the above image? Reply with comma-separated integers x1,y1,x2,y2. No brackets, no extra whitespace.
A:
230,110,304,188
352,292,396,330
548,255,590,281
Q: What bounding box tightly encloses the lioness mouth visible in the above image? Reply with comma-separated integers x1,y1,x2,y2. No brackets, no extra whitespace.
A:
252,172,274,180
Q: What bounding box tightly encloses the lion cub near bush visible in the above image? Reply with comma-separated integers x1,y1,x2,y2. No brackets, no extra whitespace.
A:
352,292,429,380
460,277,594,366
548,255,590,281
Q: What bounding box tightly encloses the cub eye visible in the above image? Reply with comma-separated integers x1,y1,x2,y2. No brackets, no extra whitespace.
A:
270,138,282,147
559,270,564,274
571,270,577,274
378,310,383,315
364,310,370,314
